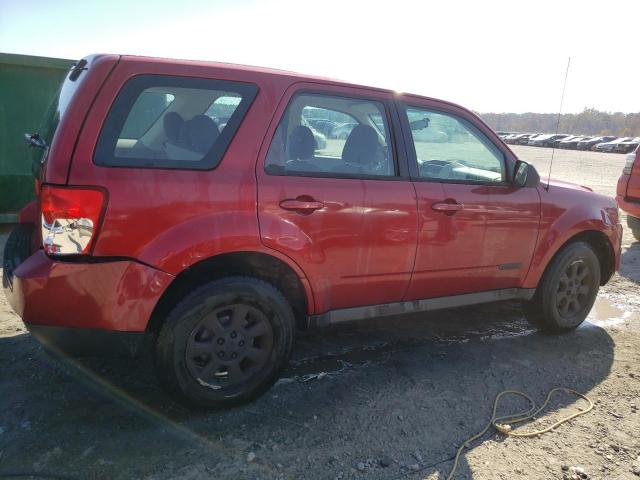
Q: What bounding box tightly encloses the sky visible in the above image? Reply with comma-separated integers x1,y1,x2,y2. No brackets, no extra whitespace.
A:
1,0,639,114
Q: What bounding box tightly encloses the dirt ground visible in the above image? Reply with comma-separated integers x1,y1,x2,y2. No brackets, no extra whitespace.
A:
1,146,639,480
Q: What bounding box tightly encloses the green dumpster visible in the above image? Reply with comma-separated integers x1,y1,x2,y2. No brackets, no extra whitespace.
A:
0,53,73,223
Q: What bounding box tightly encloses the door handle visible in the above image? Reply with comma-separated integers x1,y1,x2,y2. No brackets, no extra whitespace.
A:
279,197,325,214
432,201,464,215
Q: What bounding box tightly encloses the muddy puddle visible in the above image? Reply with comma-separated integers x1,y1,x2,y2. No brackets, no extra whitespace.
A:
585,294,637,328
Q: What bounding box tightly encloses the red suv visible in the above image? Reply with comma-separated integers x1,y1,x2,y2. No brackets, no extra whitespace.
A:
617,146,640,238
3,55,622,407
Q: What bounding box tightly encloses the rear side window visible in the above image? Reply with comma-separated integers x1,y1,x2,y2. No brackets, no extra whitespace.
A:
94,75,258,169
265,93,395,178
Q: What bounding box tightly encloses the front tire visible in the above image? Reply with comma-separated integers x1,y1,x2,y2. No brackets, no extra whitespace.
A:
524,241,600,333
154,277,295,408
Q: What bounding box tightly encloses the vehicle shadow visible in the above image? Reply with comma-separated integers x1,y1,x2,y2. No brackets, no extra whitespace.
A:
0,301,614,480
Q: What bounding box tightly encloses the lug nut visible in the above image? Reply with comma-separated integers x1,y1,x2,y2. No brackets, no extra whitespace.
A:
217,338,225,345
230,331,237,339
238,340,245,347
218,352,225,358
231,353,237,359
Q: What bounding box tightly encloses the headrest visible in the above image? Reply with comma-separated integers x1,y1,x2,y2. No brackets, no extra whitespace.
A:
186,114,219,154
163,112,184,144
289,126,315,160
342,125,379,166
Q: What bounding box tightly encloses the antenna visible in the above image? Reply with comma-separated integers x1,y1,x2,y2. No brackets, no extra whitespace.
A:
546,57,571,191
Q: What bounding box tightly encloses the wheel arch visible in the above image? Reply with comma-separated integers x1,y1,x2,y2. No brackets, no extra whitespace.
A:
146,251,312,335
565,230,615,285
527,229,615,289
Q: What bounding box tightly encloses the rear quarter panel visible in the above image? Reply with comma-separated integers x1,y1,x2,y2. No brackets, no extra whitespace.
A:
616,149,640,218
43,54,120,185
67,58,307,279
624,149,640,200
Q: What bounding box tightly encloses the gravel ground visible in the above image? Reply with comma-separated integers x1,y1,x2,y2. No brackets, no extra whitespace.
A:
1,146,639,480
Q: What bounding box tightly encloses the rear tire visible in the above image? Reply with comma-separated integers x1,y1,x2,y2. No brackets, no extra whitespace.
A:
626,215,640,241
154,276,295,408
2,223,33,288
524,241,600,333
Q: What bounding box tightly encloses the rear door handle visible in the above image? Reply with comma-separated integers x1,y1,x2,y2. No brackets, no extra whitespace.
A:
431,201,464,215
279,198,325,214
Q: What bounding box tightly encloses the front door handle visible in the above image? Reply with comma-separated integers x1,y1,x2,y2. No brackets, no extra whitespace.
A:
279,197,325,214
432,201,464,215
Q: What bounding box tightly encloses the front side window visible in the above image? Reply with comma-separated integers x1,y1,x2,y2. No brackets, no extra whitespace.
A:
95,75,258,169
404,106,505,184
265,93,395,177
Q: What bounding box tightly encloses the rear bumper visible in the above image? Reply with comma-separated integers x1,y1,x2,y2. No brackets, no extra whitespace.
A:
4,249,174,338
616,194,640,219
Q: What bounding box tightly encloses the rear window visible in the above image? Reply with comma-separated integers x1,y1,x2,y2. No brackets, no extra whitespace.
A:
94,75,258,169
40,71,77,146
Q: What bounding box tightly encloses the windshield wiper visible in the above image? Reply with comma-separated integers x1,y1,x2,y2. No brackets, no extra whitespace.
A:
24,132,47,149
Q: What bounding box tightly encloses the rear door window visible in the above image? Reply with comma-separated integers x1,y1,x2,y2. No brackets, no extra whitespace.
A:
265,93,396,178
94,75,258,169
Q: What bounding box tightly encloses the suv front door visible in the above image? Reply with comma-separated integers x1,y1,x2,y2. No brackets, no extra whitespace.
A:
257,84,418,314
398,100,541,300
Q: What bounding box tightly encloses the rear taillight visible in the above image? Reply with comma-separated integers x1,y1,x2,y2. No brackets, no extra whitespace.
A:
40,186,106,256
623,152,636,175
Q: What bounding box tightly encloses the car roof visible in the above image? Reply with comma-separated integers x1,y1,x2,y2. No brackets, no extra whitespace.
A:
117,54,471,112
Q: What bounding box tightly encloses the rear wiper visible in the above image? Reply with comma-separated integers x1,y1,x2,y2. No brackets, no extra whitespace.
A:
69,58,88,81
24,132,47,150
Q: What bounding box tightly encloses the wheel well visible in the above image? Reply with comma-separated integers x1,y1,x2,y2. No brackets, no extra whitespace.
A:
562,230,615,285
147,252,309,334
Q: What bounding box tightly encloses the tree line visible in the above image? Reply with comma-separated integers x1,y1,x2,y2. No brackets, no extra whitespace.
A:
479,108,640,137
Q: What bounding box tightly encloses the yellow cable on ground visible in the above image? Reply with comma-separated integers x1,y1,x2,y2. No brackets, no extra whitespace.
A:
444,388,594,480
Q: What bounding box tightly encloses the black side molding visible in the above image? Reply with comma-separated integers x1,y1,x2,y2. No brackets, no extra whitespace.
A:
498,262,523,271
307,288,536,328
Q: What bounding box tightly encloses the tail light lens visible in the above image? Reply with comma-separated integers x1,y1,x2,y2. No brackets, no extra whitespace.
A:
623,152,636,175
40,186,106,256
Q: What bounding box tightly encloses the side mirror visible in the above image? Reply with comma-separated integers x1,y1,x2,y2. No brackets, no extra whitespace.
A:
513,160,540,188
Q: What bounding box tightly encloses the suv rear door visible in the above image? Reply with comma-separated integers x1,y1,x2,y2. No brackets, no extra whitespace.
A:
256,83,418,314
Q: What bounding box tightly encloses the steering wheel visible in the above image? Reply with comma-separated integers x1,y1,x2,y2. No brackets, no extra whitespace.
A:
438,161,466,180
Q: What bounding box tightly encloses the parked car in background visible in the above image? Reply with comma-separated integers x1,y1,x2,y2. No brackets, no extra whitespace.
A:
558,136,591,149
552,135,580,148
577,136,617,150
516,133,540,145
3,54,622,408
613,137,640,154
616,146,640,239
529,134,570,147
595,137,633,153
331,121,357,139
305,118,336,137
504,133,527,145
